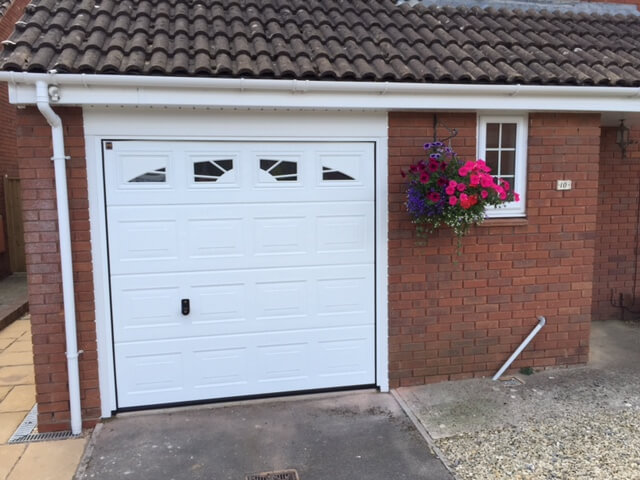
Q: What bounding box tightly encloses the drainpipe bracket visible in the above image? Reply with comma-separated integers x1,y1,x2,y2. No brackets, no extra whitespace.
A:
65,350,84,360
51,155,71,162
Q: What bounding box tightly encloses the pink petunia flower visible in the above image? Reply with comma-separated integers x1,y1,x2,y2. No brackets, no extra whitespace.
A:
449,196,458,206
480,176,493,188
457,183,467,192
514,193,520,202
445,185,456,195
481,189,489,199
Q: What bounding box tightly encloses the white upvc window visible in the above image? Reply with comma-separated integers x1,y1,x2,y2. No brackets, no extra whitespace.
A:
477,114,528,218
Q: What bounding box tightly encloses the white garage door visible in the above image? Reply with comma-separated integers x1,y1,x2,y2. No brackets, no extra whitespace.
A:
104,140,376,408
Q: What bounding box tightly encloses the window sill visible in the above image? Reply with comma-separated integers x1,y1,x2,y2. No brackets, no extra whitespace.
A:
478,217,528,227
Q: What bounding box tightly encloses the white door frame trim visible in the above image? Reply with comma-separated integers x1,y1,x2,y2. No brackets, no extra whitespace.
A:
84,109,389,417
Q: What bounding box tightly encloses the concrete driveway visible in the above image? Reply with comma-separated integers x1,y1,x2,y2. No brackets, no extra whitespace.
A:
76,391,454,480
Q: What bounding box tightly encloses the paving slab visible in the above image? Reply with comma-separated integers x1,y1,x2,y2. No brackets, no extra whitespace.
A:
0,320,29,340
0,444,27,479
3,342,32,354
7,438,87,480
0,352,33,368
0,385,35,413
0,366,34,387
0,386,10,402
0,412,27,443
0,338,13,350
78,391,453,480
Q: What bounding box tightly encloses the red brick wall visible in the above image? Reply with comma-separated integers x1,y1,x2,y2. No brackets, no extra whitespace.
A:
388,112,599,387
592,127,640,320
0,0,30,277
17,106,99,432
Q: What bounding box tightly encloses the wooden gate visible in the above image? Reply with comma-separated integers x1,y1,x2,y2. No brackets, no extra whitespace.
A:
4,176,26,272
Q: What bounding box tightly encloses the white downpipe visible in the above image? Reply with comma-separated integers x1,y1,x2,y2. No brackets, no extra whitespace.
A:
492,316,546,381
35,81,82,435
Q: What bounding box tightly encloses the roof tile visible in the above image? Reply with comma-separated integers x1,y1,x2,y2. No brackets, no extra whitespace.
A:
2,0,640,87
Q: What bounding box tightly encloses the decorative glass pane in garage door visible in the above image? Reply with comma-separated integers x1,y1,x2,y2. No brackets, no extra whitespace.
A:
193,159,234,183
103,141,376,409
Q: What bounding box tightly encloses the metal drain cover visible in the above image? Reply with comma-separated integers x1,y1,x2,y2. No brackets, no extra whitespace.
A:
246,470,299,480
8,404,81,444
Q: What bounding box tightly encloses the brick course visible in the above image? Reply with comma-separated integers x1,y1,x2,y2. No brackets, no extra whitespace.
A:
388,112,599,387
16,106,99,432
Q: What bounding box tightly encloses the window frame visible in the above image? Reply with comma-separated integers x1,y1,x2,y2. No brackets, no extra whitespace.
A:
477,114,528,218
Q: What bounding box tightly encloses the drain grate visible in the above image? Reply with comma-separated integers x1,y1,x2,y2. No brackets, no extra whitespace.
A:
246,470,299,480
9,430,80,444
9,404,37,441
8,405,80,444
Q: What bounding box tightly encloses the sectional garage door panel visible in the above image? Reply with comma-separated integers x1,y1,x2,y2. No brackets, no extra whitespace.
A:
105,141,376,409
111,266,374,342
115,325,375,406
107,202,374,276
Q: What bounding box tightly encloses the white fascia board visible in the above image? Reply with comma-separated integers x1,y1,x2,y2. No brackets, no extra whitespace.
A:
4,73,640,113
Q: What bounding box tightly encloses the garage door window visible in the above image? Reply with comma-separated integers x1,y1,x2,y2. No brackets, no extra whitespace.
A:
193,159,234,183
260,159,298,182
322,166,354,181
129,167,166,183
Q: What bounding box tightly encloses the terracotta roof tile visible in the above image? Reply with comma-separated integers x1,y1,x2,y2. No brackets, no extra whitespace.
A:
2,0,640,86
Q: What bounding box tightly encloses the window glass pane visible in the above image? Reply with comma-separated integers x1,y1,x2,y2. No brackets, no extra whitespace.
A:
501,151,515,176
194,162,225,178
501,124,517,148
260,159,278,171
323,170,355,181
129,168,166,183
486,124,500,148
260,159,298,182
323,166,354,181
193,159,234,183
485,150,499,174
270,161,297,177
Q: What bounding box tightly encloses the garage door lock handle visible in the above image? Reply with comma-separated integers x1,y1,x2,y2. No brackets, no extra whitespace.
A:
181,299,190,316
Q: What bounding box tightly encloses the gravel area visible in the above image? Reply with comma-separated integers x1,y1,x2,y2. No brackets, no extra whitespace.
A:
437,407,640,480
399,320,640,480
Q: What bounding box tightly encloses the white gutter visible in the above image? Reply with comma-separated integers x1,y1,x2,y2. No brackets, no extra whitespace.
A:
492,316,546,381
0,71,638,97
35,81,83,435
1,72,640,113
